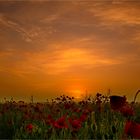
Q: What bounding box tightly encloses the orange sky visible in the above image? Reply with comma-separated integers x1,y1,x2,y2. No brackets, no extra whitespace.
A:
0,1,140,102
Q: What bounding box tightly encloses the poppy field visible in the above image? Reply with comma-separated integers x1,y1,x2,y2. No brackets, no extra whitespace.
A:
0,91,140,139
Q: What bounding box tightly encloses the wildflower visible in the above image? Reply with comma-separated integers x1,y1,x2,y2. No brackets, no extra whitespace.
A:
69,118,81,131
56,97,60,100
83,108,91,115
56,108,60,112
120,104,134,117
88,97,91,101
73,108,81,113
53,116,68,129
79,113,87,122
18,101,24,104
64,103,71,109
110,95,126,110
68,97,72,100
62,97,66,102
34,103,44,113
124,121,140,139
46,114,54,125
26,123,33,133
96,93,101,97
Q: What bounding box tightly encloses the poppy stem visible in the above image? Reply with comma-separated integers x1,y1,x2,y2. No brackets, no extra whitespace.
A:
133,90,140,103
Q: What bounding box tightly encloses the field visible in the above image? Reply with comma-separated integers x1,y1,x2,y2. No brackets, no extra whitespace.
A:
0,93,140,139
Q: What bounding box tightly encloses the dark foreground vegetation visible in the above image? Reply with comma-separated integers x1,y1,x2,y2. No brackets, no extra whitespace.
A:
0,90,140,139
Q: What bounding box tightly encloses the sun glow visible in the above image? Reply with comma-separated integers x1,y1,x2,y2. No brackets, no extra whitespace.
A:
68,89,84,99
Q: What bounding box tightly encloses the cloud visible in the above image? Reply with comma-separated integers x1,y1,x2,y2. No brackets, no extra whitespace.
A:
131,31,140,45
0,13,50,43
41,14,60,23
0,1,140,99
88,2,140,28
5,39,123,76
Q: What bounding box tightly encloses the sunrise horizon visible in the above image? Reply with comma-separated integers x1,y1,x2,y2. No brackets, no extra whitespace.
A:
0,1,140,103
0,88,139,103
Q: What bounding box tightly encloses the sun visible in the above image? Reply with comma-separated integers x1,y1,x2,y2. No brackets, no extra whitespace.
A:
69,89,83,99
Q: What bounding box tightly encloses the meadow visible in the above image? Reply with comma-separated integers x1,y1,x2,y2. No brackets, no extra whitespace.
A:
0,92,140,139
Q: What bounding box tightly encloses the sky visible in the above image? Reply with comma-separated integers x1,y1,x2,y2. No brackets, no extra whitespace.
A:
0,0,140,102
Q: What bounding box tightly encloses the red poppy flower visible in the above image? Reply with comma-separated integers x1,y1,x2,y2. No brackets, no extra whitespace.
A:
83,108,91,115
110,95,126,110
26,123,33,133
124,121,140,139
53,116,68,129
79,113,87,122
120,104,134,117
73,108,81,113
46,114,54,125
69,118,81,131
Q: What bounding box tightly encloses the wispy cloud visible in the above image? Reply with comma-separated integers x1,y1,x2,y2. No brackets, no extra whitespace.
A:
0,13,45,42
88,2,140,27
0,1,140,99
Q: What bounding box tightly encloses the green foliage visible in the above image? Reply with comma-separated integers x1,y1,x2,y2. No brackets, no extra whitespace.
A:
0,94,139,139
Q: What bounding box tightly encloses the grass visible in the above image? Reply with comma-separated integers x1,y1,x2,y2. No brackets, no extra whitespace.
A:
0,93,140,139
